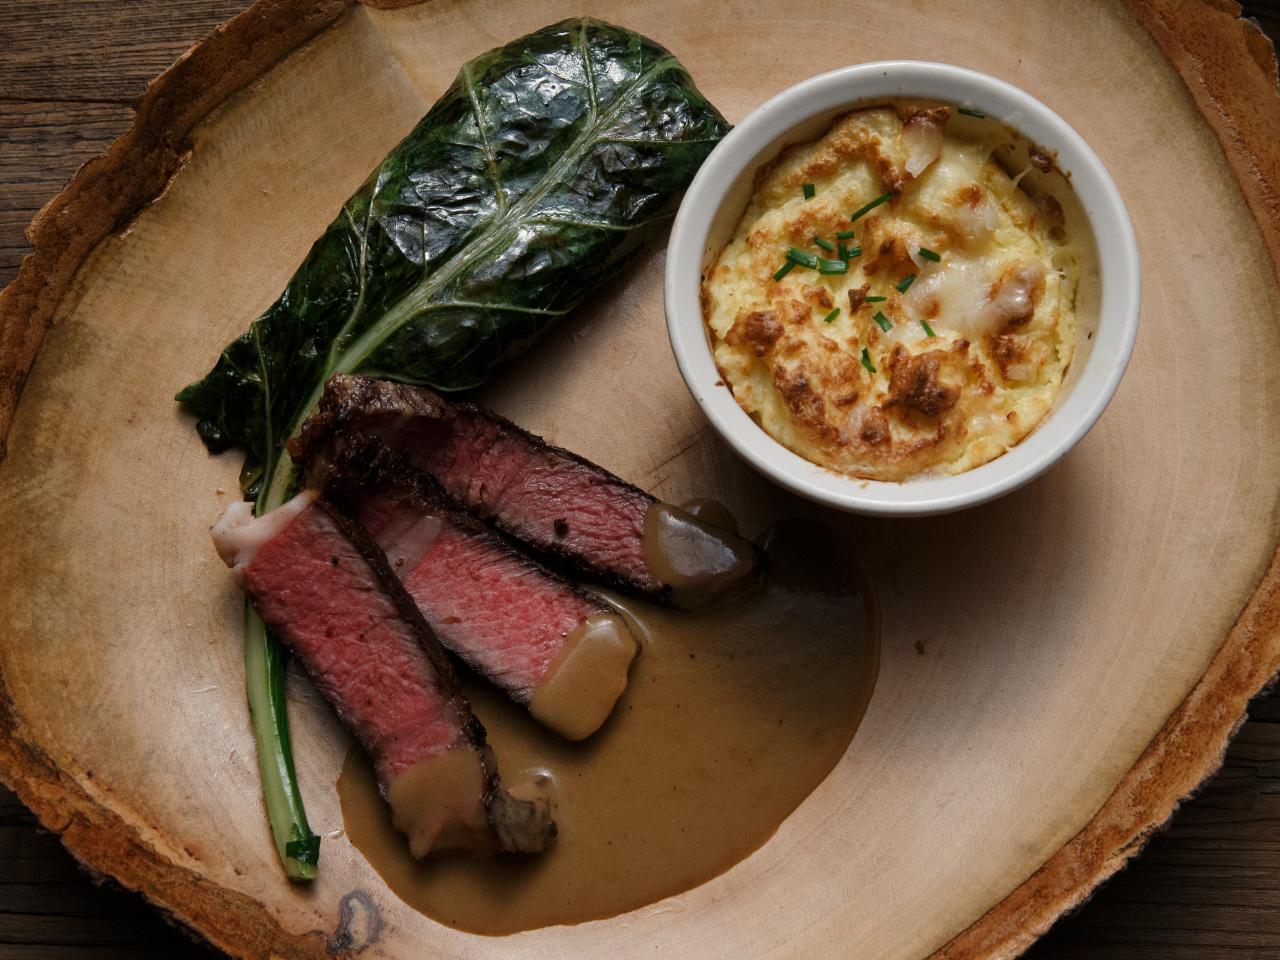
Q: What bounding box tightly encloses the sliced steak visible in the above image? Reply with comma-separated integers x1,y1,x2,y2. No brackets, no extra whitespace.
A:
302,428,638,741
295,374,763,608
211,491,555,858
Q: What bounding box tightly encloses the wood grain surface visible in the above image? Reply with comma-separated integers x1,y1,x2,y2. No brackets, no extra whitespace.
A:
0,2,1277,958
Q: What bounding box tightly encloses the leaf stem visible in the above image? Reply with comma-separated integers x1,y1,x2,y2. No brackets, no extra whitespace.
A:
244,604,317,880
246,455,318,881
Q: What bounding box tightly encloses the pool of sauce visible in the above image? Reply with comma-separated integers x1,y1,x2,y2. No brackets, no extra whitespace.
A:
337,511,879,935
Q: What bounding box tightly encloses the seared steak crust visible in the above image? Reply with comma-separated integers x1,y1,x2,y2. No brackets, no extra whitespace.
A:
315,500,467,702
313,426,604,613
295,374,672,600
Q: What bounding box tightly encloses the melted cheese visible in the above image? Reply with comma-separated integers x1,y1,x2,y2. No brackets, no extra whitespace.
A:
703,105,1081,481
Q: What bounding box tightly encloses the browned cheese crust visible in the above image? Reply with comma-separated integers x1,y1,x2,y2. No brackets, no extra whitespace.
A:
703,104,1081,481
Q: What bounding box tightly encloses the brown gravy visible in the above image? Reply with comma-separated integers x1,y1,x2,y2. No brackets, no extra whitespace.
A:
641,500,761,608
337,517,879,935
527,612,638,741
386,747,493,858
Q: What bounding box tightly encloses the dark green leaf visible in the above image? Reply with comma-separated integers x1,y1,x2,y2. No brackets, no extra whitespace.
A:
176,18,730,497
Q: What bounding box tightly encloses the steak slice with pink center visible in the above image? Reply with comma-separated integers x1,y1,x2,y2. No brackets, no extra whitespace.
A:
211,491,555,858
303,428,639,741
295,374,763,609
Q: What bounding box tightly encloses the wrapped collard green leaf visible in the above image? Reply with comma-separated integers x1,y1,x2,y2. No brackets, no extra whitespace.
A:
178,17,729,496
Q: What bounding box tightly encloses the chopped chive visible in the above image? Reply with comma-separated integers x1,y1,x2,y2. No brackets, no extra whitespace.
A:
838,242,855,260
817,258,848,275
873,310,893,332
786,248,819,269
836,229,856,240
822,307,841,324
850,191,892,222
866,295,888,303
921,318,937,337
918,247,941,262
959,107,987,119
896,274,916,293
860,347,876,374
803,183,816,199
846,245,862,259
773,261,796,281
814,236,835,252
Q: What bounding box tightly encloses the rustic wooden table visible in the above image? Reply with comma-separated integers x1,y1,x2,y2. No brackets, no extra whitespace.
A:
1,2,1278,958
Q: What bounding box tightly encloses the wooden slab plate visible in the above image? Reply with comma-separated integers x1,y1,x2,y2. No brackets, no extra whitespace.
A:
2,1,1279,957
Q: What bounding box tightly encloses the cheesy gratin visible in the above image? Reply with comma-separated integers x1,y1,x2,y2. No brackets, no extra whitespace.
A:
702,104,1081,481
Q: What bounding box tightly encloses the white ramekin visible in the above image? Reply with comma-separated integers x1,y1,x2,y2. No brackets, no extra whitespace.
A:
664,61,1139,516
